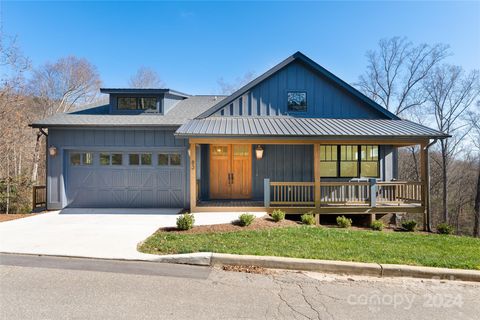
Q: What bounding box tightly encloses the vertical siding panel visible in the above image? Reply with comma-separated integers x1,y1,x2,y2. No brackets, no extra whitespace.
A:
144,130,154,146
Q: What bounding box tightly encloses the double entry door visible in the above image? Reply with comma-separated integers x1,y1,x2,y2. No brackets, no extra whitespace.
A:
210,144,252,199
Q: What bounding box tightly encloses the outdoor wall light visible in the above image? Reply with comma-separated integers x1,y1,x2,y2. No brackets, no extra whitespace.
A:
255,145,264,160
48,146,58,157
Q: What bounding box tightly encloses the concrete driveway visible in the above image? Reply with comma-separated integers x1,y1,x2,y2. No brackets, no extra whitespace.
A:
0,209,265,260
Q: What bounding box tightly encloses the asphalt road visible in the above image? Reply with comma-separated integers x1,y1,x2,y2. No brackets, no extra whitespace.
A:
0,254,479,320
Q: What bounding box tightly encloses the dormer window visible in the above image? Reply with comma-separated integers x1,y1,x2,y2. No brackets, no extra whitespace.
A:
118,97,157,111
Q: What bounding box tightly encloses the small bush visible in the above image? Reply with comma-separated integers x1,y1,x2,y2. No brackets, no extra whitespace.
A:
271,209,286,222
370,220,384,231
176,213,195,230
301,212,316,225
336,215,352,228
238,213,255,227
402,220,417,232
437,223,455,235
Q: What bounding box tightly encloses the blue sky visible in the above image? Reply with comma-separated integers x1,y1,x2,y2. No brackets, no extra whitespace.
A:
2,1,479,95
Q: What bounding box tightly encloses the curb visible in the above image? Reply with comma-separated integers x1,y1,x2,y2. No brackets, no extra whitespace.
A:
153,252,480,282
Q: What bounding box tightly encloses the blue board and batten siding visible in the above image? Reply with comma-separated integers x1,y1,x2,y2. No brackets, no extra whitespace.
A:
213,61,389,119
47,128,189,210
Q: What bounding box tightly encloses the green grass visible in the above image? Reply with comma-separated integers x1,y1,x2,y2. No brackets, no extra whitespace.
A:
139,226,480,270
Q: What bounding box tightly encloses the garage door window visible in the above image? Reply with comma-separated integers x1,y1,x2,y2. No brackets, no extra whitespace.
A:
158,153,182,166
100,153,123,165
170,154,181,166
129,153,152,165
71,152,93,166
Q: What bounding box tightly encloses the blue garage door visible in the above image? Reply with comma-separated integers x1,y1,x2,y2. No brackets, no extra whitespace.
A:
66,150,186,208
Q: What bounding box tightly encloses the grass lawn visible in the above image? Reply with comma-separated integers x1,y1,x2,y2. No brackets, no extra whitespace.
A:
139,226,480,270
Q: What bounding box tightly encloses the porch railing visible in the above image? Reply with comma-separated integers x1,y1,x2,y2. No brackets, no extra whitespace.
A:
267,181,315,207
377,181,422,204
264,179,422,208
32,185,46,209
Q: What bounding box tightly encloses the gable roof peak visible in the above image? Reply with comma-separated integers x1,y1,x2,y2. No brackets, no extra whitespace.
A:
197,52,400,120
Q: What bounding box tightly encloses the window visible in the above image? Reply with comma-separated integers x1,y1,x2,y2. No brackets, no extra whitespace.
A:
233,145,249,157
129,154,140,165
287,91,307,112
158,154,169,166
158,153,182,166
170,153,181,166
70,153,81,166
319,146,337,177
340,145,359,177
82,153,93,165
212,145,228,157
318,145,380,178
99,153,122,165
71,152,94,166
141,153,152,165
100,153,110,165
129,153,152,165
117,97,157,111
111,154,123,165
360,145,379,177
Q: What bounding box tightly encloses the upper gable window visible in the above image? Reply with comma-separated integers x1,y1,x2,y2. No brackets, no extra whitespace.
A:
287,91,307,112
118,97,157,111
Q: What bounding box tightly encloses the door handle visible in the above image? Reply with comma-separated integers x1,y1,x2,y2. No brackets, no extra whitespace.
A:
227,173,232,185
231,173,234,184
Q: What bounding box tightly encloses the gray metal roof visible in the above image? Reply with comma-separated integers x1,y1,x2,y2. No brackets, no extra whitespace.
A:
31,95,226,128
175,117,449,139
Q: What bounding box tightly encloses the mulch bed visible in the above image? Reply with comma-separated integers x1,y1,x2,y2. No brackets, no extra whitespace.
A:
0,213,39,222
159,215,299,234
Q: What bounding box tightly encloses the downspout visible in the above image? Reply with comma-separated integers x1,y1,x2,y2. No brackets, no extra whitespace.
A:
424,138,438,232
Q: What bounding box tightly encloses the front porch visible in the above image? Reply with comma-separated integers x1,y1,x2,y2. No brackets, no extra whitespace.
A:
188,138,430,228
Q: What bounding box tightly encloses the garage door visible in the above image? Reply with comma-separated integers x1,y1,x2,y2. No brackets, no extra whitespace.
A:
66,150,186,208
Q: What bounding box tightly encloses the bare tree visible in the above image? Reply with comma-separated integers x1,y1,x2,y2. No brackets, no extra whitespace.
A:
217,71,255,95
468,107,480,237
128,67,165,88
0,34,31,214
29,56,101,182
356,37,449,116
423,65,480,224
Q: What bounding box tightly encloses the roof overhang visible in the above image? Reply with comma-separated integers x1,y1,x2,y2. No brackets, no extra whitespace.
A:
175,117,450,141
100,88,190,98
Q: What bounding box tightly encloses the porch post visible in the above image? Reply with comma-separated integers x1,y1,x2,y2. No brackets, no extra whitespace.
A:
314,143,321,225
420,141,430,232
264,178,270,208
189,142,197,212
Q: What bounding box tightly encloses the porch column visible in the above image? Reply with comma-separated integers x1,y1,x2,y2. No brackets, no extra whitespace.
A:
420,141,430,232
314,143,321,225
189,142,197,212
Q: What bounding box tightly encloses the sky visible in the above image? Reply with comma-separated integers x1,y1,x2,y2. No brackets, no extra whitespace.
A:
2,1,479,95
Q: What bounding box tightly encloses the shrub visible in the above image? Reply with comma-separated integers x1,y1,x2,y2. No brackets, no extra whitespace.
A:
176,213,195,230
402,220,417,232
271,209,286,222
238,213,255,227
437,223,455,235
370,220,384,231
301,212,316,225
336,215,352,228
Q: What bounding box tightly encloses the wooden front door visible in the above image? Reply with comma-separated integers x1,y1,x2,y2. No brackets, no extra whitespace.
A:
210,144,252,199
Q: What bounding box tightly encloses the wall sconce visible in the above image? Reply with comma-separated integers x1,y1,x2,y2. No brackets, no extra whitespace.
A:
48,146,57,157
255,145,264,160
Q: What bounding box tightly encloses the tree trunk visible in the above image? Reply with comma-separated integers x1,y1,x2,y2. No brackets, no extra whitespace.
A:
31,131,42,183
474,163,480,237
441,141,449,223
6,156,10,215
